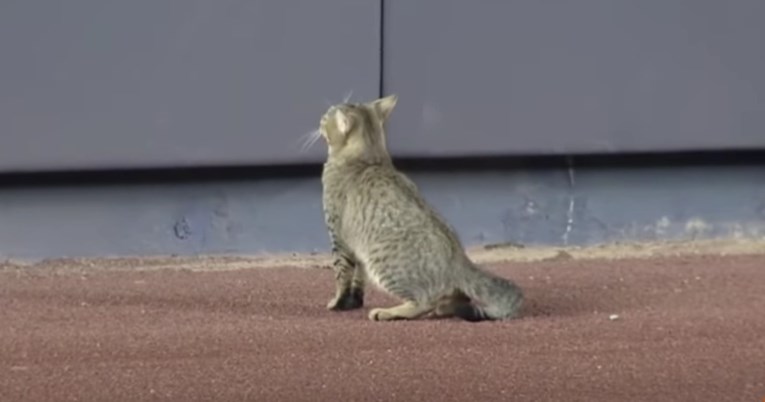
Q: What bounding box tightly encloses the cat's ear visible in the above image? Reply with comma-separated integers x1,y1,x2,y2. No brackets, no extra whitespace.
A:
334,109,352,135
371,94,398,121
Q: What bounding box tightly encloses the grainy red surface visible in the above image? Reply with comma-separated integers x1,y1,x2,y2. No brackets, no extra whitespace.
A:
1,254,764,402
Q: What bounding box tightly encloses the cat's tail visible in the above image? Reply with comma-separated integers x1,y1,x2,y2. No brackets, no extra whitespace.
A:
456,266,524,322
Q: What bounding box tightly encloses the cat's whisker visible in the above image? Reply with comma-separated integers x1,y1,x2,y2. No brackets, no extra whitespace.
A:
301,134,319,152
294,129,313,151
294,130,312,149
342,89,354,103
297,128,315,142
298,131,315,152
298,128,322,153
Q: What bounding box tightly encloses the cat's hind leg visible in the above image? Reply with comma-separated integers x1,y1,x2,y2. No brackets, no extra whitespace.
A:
368,301,435,321
348,264,366,305
432,290,472,319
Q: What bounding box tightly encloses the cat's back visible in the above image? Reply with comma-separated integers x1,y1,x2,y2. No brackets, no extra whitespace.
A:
323,161,410,197
323,161,453,236
344,163,421,210
349,165,452,237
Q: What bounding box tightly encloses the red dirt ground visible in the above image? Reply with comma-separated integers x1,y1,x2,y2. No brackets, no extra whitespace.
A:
1,254,764,402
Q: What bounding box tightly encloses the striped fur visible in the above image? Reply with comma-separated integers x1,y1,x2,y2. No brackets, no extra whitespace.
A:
318,95,523,322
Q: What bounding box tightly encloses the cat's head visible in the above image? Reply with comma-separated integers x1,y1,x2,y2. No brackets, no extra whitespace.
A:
316,95,398,163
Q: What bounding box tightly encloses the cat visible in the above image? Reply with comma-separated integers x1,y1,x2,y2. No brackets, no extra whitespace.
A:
313,94,523,322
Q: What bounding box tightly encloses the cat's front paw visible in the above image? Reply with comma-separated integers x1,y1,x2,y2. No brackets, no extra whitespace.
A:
326,288,364,311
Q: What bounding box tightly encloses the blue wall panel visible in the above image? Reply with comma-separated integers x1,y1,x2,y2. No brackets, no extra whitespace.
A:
1,163,763,260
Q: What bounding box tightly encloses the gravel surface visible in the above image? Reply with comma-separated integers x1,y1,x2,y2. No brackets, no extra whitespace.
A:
2,254,764,401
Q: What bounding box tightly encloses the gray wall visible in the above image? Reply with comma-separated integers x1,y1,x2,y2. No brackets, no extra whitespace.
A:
382,0,765,158
2,1,764,174
0,0,379,173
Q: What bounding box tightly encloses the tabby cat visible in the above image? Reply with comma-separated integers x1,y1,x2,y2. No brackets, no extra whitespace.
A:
314,94,523,322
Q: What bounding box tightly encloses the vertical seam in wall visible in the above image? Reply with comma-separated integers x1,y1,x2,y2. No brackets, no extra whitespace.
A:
378,0,385,97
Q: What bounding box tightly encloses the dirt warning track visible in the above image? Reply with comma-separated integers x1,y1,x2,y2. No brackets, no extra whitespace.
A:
1,253,764,401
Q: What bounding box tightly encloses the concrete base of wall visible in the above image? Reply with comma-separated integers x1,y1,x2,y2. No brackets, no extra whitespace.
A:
1,155,764,260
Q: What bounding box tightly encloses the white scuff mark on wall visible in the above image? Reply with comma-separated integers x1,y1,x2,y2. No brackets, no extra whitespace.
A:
744,222,763,238
525,200,538,215
655,216,671,237
685,218,710,239
562,157,576,246
724,222,762,239
563,198,575,245
730,223,745,239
